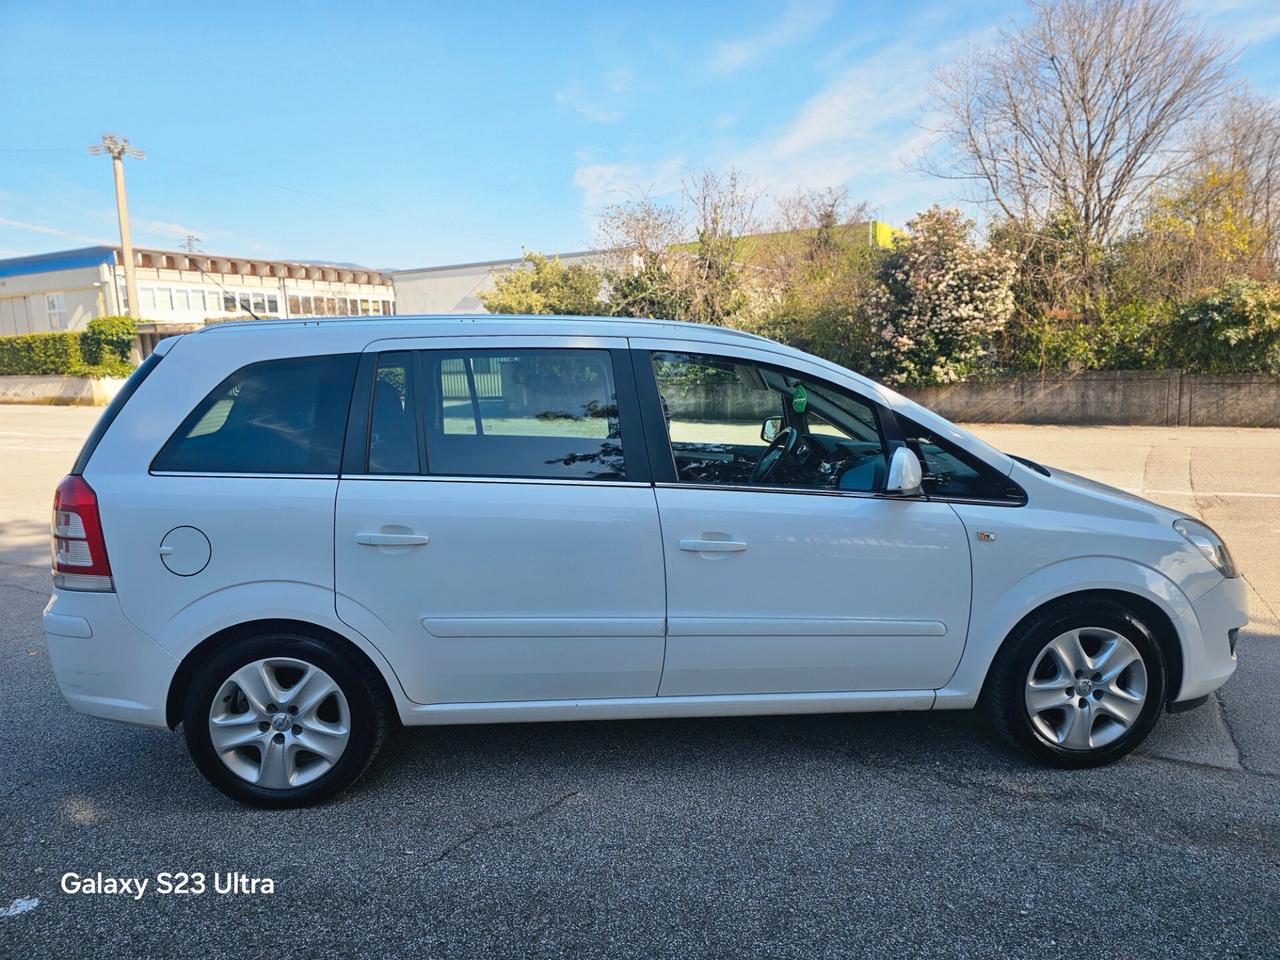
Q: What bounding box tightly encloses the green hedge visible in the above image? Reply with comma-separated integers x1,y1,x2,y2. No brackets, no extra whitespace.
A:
0,316,136,378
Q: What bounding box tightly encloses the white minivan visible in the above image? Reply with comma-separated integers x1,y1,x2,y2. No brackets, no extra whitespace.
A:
44,315,1247,807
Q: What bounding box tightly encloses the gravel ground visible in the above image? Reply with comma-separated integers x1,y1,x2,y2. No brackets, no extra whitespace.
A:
1,408,1277,959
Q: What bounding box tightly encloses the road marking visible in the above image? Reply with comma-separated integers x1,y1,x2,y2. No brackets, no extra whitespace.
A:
0,897,38,918
1144,489,1280,500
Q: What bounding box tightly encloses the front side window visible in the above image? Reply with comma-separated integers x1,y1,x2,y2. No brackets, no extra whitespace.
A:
153,354,359,474
897,416,1026,504
650,351,888,493
423,348,625,480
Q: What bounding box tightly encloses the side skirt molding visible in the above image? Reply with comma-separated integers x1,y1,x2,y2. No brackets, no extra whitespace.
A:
398,689,936,726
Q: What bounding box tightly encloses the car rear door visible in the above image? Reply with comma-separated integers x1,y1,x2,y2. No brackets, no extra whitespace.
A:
333,335,667,705
631,339,973,697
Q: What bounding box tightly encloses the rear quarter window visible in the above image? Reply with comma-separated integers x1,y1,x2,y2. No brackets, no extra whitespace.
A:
152,354,359,474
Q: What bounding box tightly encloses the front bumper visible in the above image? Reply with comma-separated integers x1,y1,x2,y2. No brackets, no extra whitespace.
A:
1178,575,1248,702
43,589,178,729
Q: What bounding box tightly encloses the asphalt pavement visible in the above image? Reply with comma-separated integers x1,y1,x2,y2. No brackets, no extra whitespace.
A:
1,407,1276,959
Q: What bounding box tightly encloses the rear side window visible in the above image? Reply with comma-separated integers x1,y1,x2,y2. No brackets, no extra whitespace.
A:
422,348,626,480
153,354,358,474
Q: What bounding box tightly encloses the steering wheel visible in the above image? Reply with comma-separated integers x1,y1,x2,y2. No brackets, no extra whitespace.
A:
749,425,801,485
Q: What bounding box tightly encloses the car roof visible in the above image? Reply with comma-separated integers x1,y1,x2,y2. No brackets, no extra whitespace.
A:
193,313,776,347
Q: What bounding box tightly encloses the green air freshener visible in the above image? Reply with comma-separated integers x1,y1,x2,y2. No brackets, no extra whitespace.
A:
792,384,808,413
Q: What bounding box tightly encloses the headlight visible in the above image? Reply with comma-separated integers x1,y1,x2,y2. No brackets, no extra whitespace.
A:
1173,519,1238,578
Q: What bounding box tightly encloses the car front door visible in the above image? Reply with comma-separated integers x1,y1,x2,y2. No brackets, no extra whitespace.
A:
632,340,973,697
333,336,666,705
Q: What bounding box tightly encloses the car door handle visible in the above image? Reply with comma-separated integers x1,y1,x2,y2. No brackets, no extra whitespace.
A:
679,538,747,553
355,532,430,546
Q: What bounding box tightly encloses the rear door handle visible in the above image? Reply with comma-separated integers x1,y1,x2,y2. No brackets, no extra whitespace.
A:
355,533,430,546
679,538,747,553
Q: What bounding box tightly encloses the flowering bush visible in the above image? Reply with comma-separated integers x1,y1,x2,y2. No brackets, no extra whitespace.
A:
866,207,1015,385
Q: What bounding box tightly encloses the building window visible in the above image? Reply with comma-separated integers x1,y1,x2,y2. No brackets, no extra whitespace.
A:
223,291,237,311
45,293,67,326
382,300,393,315
300,296,313,315
158,288,174,310
325,297,336,314
252,293,267,314
141,287,157,310
238,293,251,313
266,294,279,314
337,297,348,314
360,299,370,315
175,289,190,311
288,295,301,315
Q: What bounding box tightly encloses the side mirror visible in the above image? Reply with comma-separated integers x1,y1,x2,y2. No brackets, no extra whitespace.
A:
760,416,783,443
885,446,923,496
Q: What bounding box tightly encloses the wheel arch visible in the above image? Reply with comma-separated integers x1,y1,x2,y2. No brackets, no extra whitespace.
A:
936,556,1199,708
165,617,399,729
977,588,1183,705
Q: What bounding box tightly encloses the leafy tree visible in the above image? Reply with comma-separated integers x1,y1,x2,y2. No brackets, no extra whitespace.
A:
479,253,604,315
867,207,1015,385
1167,279,1280,374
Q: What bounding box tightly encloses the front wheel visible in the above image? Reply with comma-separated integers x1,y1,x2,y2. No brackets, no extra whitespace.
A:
182,630,388,808
983,597,1167,767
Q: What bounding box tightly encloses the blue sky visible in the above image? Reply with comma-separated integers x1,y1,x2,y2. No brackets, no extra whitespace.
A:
3,0,1279,270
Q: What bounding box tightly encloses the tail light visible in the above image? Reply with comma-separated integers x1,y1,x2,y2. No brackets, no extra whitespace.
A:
51,475,114,592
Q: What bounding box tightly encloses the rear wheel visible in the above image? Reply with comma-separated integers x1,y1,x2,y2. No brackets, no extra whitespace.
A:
983,597,1167,767
182,630,388,808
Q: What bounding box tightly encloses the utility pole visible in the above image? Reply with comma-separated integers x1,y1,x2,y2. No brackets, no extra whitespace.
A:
89,133,145,319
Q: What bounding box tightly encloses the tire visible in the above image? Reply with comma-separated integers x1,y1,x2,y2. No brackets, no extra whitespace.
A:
182,629,389,808
982,596,1167,768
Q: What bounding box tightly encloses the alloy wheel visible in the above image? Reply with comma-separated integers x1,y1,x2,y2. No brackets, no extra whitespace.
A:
208,657,351,789
1023,627,1148,751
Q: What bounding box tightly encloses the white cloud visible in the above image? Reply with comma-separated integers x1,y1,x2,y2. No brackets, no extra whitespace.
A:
710,0,840,73
141,220,205,240
571,156,687,215
1189,0,1280,46
555,68,636,124
0,216,111,245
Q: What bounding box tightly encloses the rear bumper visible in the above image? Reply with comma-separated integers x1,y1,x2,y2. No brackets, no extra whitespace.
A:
1178,576,1248,702
43,589,178,729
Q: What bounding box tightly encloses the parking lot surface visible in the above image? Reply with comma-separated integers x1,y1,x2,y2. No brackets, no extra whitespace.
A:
1,407,1277,958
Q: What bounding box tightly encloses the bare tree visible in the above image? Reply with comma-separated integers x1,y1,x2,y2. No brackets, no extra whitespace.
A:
1189,92,1280,262
932,0,1235,307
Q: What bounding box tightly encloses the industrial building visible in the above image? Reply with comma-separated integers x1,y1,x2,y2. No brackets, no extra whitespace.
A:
0,246,395,343
391,250,601,314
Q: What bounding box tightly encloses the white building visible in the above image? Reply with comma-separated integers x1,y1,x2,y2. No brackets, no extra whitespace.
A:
391,250,601,314
0,246,395,350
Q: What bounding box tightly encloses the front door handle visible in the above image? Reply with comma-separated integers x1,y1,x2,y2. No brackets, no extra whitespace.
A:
679,538,747,553
355,532,430,546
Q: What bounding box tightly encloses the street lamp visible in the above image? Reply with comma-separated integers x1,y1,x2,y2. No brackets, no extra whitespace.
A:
89,133,145,320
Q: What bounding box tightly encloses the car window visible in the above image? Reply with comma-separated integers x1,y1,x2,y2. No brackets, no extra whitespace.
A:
422,348,626,480
650,351,888,492
368,352,419,475
897,415,1026,503
153,354,358,474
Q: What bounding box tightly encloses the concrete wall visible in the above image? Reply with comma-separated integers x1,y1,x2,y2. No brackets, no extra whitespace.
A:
902,371,1280,427
0,375,126,406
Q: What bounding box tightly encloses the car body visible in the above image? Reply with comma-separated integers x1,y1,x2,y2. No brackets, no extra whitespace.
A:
43,315,1247,805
